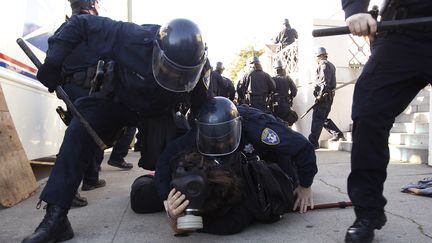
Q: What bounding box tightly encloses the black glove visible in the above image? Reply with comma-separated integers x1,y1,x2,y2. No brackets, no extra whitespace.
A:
313,86,320,97
36,64,62,93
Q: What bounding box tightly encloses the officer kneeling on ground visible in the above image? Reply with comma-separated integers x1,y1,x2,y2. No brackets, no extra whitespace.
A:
130,97,318,235
23,15,212,243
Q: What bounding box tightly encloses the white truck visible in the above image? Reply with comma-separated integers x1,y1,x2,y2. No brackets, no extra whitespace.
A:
0,0,70,160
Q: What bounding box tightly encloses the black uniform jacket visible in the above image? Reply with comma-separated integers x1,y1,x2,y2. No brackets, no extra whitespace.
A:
155,105,317,202
40,14,210,117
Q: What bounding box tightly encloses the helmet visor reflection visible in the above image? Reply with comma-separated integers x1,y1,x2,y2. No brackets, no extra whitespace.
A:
196,117,242,156
152,41,207,92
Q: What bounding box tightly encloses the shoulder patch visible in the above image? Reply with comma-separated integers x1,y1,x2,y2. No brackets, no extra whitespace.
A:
261,128,280,145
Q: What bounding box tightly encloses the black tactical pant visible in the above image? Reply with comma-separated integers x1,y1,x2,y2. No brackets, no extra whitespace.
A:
349,31,432,218
108,126,137,163
40,95,139,209
137,112,177,170
273,100,298,126
250,95,270,113
62,83,104,185
308,98,343,148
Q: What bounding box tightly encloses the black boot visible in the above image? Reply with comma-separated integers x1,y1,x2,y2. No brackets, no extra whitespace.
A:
81,179,106,191
71,192,88,208
329,133,345,142
108,159,133,170
345,214,387,243
22,204,74,243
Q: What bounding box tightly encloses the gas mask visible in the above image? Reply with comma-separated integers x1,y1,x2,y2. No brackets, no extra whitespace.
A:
170,161,210,230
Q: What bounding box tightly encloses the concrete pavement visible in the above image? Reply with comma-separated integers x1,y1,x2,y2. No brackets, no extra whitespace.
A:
1,149,431,243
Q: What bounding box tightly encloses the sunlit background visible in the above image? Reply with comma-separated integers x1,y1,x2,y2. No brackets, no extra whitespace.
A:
99,0,353,68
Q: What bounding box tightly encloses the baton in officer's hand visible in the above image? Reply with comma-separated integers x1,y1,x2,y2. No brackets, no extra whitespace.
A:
16,38,108,150
300,93,328,119
312,16,432,37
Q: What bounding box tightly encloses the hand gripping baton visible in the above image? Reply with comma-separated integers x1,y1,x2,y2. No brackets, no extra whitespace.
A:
312,16,432,37
16,38,107,150
300,93,328,119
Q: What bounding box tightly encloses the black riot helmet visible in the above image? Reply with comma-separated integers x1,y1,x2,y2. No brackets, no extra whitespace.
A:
69,0,99,15
215,62,224,71
315,47,327,57
249,56,260,64
196,97,242,156
274,60,284,69
152,18,208,92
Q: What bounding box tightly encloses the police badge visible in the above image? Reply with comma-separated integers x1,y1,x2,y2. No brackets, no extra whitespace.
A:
261,128,280,145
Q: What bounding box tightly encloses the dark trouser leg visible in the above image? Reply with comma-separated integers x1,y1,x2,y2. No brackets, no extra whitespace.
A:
250,96,270,113
344,34,432,243
130,175,164,213
349,34,431,218
83,148,104,185
108,126,137,162
40,96,139,209
323,118,343,137
138,113,177,170
40,117,100,209
308,100,331,147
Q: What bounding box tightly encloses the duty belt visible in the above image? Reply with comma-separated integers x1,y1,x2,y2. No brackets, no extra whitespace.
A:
381,2,432,33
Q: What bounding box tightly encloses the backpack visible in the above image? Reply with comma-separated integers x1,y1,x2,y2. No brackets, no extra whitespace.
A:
240,154,295,223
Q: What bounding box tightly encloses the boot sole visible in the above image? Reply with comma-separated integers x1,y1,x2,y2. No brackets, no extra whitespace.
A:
56,228,74,242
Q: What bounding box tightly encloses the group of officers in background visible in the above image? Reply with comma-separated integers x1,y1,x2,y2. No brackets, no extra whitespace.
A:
212,44,343,147
210,17,344,146
212,56,298,128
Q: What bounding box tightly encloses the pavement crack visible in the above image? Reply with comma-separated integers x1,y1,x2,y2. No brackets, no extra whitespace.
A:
110,201,130,243
387,211,432,240
319,178,347,195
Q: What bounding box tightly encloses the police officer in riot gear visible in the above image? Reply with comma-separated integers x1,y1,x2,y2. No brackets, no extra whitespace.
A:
22,16,211,243
271,60,298,126
308,47,345,149
62,0,135,207
209,62,235,100
130,97,317,235
237,56,276,112
342,1,432,242
58,0,104,209
273,18,298,50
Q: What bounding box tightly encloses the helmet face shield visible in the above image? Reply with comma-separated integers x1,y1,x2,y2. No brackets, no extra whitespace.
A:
152,41,207,92
196,117,242,156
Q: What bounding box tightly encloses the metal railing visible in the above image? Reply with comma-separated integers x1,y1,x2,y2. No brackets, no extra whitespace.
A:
348,35,371,68
272,40,299,75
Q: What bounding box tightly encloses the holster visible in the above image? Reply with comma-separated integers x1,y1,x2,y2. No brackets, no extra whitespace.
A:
97,61,116,95
63,67,96,89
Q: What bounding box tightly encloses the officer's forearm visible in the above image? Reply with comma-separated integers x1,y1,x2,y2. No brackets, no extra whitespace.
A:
294,143,318,188
342,0,370,19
